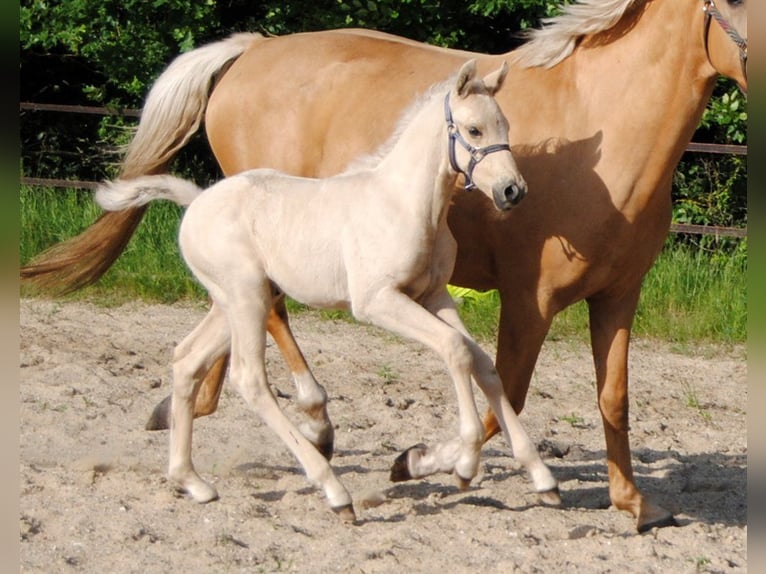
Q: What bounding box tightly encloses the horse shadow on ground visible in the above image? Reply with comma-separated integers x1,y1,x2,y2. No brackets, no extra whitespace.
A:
230,444,745,528
472,445,746,528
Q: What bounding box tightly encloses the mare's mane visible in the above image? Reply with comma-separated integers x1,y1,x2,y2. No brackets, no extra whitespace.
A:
512,0,641,68
342,0,642,172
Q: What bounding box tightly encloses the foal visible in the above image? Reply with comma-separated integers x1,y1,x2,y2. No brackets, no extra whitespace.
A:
96,60,557,521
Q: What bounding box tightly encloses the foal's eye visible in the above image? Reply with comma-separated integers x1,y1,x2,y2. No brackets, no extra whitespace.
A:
468,127,482,138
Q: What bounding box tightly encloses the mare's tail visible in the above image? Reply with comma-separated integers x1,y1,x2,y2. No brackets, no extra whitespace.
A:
95,175,204,211
20,32,260,294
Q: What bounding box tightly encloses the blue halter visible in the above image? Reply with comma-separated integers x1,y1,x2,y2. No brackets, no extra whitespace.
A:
444,92,511,191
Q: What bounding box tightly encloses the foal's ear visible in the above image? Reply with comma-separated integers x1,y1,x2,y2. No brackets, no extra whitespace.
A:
483,61,509,95
456,59,478,97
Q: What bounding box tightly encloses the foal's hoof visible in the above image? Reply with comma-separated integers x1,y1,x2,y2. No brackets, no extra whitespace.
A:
315,440,335,462
298,421,335,461
390,443,427,482
145,395,172,431
183,481,219,504
537,486,562,507
454,473,472,491
332,503,357,523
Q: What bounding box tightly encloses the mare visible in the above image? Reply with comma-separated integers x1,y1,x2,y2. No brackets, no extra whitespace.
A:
21,0,747,532
92,61,559,522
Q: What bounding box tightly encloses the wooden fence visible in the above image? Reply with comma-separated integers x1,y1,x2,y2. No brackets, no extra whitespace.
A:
20,102,748,238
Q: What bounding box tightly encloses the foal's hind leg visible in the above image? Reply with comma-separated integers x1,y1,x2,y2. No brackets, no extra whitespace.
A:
146,297,334,459
225,287,354,520
168,303,231,503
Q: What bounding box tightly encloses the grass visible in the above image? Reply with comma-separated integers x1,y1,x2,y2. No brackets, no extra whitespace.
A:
21,186,205,304
559,412,587,427
449,243,745,346
376,364,400,383
20,185,746,345
682,382,713,422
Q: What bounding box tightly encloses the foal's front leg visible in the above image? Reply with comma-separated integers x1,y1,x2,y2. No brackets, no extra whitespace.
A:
388,288,559,503
355,287,485,486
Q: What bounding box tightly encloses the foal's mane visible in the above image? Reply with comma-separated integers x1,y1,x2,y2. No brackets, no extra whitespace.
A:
341,76,454,174
512,0,641,69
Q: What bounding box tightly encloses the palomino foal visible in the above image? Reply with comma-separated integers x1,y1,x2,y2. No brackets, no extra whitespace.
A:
95,60,557,521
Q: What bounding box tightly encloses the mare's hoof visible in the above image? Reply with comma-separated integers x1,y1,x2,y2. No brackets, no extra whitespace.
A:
145,395,172,431
636,499,677,533
389,443,427,482
537,486,562,506
636,512,678,534
332,503,357,523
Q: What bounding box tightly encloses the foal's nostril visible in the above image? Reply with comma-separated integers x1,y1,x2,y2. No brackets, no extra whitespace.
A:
505,183,527,205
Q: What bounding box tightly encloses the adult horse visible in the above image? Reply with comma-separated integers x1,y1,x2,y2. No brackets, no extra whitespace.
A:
21,0,747,532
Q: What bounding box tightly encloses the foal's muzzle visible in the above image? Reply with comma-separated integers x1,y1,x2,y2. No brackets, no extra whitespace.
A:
494,179,527,210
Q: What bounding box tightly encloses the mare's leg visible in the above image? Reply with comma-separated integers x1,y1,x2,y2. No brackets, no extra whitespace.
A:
269,293,334,459
194,355,228,417
225,286,354,520
587,290,675,532
482,290,552,438
357,288,485,485
392,289,559,501
145,345,228,430
168,303,230,502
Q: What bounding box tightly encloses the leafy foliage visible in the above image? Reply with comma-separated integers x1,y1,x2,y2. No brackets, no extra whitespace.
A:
671,78,747,252
20,0,746,232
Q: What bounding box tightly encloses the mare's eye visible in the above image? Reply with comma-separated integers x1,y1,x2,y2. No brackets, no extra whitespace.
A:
468,127,482,137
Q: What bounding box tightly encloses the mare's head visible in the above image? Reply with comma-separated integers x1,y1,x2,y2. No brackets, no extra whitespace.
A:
701,0,747,92
446,59,526,211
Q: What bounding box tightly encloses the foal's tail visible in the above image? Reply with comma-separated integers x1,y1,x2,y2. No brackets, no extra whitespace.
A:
20,32,260,294
95,175,204,211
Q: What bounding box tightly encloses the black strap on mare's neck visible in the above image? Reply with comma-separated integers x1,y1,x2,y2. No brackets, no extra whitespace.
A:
702,0,747,82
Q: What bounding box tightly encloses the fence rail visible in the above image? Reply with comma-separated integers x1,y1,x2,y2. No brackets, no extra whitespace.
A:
20,102,748,238
669,223,746,238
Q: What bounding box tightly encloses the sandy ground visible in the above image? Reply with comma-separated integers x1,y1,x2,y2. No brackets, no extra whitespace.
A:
19,298,746,573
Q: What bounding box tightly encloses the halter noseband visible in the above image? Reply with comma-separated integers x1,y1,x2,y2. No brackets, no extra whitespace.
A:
444,92,511,191
702,0,747,81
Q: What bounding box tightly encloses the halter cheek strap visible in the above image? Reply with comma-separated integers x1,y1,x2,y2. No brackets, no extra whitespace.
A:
444,93,511,191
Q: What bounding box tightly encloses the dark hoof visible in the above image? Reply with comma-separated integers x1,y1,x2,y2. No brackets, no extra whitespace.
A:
332,503,356,523
316,440,334,462
537,486,562,506
145,395,172,431
389,443,427,482
636,499,677,533
637,512,678,533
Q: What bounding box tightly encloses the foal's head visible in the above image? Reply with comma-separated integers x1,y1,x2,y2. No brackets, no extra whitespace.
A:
446,59,526,210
